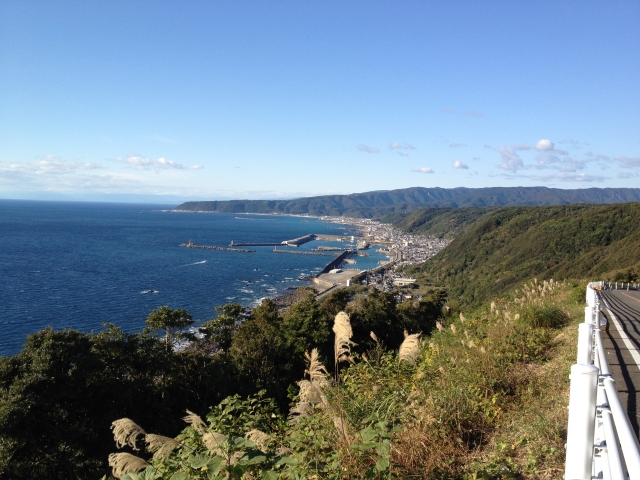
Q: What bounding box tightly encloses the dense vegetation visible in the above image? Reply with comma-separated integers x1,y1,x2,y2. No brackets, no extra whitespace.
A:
175,186,640,217
405,203,640,304
382,207,496,239
0,288,443,479
103,279,580,479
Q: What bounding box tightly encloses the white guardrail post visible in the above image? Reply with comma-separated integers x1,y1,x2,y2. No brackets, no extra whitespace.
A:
566,282,640,479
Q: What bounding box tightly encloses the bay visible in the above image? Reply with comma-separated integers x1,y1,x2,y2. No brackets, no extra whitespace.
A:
0,200,386,356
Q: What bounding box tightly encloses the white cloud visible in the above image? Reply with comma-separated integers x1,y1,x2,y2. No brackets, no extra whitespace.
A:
356,144,380,154
389,142,416,150
497,146,525,172
618,172,638,179
453,160,469,169
411,167,434,174
449,143,467,148
535,139,554,151
116,154,200,173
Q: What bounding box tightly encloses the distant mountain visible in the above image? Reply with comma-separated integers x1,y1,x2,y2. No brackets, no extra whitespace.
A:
175,187,640,217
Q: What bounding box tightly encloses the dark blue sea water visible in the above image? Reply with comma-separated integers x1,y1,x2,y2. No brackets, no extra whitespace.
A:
0,200,386,356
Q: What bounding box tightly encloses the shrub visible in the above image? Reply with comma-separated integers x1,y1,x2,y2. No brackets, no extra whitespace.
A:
519,306,568,329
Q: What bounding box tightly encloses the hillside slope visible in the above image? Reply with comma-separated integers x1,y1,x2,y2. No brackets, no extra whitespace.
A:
409,203,640,303
383,207,496,239
175,187,640,217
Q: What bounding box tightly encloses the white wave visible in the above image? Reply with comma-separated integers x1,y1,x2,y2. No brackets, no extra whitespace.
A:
180,260,207,267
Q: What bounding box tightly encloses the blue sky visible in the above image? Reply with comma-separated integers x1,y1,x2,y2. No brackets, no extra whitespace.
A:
1,1,639,203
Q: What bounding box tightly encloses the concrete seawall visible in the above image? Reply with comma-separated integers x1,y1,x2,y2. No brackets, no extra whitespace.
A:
317,250,352,275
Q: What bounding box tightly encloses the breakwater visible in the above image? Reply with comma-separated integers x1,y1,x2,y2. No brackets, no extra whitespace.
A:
273,248,334,257
230,241,281,246
181,243,255,253
318,250,353,275
283,234,316,246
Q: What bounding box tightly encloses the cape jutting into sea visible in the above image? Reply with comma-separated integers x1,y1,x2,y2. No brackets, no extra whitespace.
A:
0,200,388,356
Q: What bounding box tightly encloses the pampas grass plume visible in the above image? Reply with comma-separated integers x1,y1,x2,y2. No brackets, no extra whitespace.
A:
333,311,355,366
450,324,457,335
246,429,272,451
108,452,149,479
145,434,180,461
111,418,146,451
183,410,206,434
399,333,421,365
436,321,443,333
304,348,329,385
203,432,227,453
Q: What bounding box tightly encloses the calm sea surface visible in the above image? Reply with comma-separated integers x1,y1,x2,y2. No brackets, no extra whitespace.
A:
0,200,387,356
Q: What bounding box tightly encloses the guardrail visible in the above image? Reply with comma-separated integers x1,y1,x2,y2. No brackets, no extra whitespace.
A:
565,282,640,479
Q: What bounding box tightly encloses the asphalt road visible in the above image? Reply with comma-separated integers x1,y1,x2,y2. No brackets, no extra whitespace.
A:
600,289,640,438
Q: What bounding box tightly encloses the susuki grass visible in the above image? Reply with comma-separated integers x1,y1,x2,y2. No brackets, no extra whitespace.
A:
104,279,582,479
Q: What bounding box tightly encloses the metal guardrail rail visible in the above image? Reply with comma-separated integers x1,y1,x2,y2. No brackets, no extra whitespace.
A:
565,282,640,480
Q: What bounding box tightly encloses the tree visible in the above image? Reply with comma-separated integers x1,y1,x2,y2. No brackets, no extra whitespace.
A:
145,306,193,348
229,299,293,406
199,304,247,351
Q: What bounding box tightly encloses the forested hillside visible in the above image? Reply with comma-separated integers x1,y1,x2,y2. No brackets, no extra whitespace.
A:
382,206,495,239
407,203,640,304
175,186,640,217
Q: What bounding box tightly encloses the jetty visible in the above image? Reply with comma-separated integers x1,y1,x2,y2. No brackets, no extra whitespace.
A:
273,246,334,256
230,241,280,246
181,242,254,253
282,234,316,247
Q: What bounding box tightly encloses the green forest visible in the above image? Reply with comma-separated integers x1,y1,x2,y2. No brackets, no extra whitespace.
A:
2,202,639,479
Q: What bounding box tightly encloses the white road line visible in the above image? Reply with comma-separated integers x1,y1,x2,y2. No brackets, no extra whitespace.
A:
601,294,640,371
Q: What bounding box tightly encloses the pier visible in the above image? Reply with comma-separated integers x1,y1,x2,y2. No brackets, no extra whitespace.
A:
181,243,255,253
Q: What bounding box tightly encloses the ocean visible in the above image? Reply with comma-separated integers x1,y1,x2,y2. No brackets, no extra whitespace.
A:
0,200,387,356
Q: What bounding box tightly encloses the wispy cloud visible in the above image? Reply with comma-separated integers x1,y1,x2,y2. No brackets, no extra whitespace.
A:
498,172,608,183
558,139,589,149
615,156,640,168
389,142,416,150
453,160,469,169
513,144,531,151
411,167,434,174
116,154,202,173
449,143,467,148
497,146,526,172
442,108,456,114
618,172,638,179
0,156,105,177
356,144,380,154
466,111,484,117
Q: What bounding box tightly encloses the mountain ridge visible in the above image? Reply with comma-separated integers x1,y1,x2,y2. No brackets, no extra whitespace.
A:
175,186,640,216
